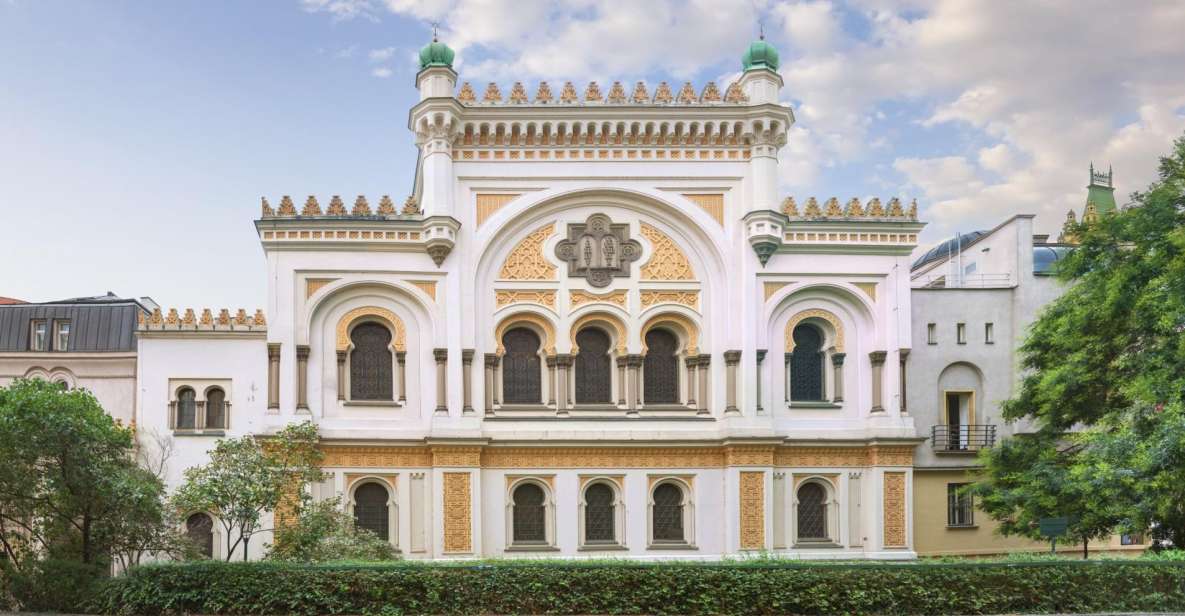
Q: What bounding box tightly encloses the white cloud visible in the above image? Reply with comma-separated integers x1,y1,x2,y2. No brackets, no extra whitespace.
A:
371,67,393,78
301,0,383,21
368,47,397,62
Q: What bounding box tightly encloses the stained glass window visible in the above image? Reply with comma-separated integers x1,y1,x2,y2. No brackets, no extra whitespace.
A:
584,483,616,543
185,512,214,558
353,482,390,541
350,323,393,400
512,483,547,543
643,328,679,404
652,483,684,542
502,328,542,404
205,387,226,429
796,482,828,540
574,328,612,404
790,324,825,401
176,387,196,429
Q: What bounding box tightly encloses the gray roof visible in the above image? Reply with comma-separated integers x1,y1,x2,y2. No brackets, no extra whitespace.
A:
0,292,147,352
911,231,988,271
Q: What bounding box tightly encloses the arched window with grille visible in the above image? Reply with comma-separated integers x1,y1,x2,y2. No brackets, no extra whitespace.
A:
353,482,391,541
574,328,612,404
185,512,214,558
790,324,825,401
350,323,393,401
205,387,226,429
583,482,616,544
502,328,542,404
651,482,686,544
643,328,680,404
176,387,196,429
796,482,829,542
511,482,547,544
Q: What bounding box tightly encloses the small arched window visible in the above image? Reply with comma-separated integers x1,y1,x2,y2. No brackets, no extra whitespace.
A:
652,482,684,542
353,482,390,541
574,328,612,404
512,482,547,543
502,328,542,404
643,328,680,404
584,483,616,543
176,387,197,429
185,512,214,558
791,324,825,401
205,387,226,430
796,482,828,541
350,323,393,401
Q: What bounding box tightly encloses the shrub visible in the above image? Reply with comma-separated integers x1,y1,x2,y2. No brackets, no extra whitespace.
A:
267,498,399,563
4,557,106,613
96,559,1185,615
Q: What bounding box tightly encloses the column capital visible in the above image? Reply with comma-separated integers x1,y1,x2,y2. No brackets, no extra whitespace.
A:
484,352,500,368
869,350,887,365
626,353,644,368
433,348,449,362
898,348,911,360
461,349,475,363
295,344,310,360
832,352,846,365
697,353,712,365
267,342,281,359
555,353,573,367
724,350,742,365
616,355,630,367
755,349,767,363
684,355,699,367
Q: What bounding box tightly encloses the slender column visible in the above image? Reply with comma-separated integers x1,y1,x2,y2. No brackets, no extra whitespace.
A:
267,343,281,412
831,352,846,403
396,351,407,403
492,354,501,406
869,351,887,414
784,352,792,404
555,354,572,416
755,350,766,414
684,356,698,408
697,353,710,415
433,348,448,416
336,350,347,401
546,355,558,408
898,349,910,415
196,400,207,429
483,353,498,416
295,345,310,413
627,354,643,413
616,355,629,407
724,350,741,415
461,349,475,415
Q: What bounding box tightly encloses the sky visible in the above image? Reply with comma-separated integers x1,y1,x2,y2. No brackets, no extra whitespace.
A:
2,0,1184,309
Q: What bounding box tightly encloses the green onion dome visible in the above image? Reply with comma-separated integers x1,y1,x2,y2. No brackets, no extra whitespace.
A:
741,38,779,71
418,40,455,69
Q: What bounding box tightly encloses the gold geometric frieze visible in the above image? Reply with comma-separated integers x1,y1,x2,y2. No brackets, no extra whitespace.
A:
867,445,914,467
495,290,557,309
640,312,700,355
499,223,557,280
639,290,699,310
335,306,407,352
725,446,775,467
739,471,765,550
321,446,432,468
443,472,473,553
433,446,483,468
639,223,694,281
410,280,437,300
569,289,628,309
883,471,907,548
476,193,521,227
775,447,868,468
784,308,845,353
485,447,724,469
683,193,724,226
306,278,337,299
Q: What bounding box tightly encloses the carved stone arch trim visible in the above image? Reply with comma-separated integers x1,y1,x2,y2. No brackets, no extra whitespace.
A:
639,223,695,281
336,307,407,352
495,312,558,355
785,309,844,353
498,223,558,280
570,311,629,354
640,312,700,355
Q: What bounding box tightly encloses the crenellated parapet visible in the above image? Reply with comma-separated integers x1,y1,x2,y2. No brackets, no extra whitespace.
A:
260,195,418,219
457,79,747,107
138,307,267,333
780,196,919,221
744,196,925,263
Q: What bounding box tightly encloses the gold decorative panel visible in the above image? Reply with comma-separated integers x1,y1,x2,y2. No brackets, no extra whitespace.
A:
640,290,699,310
335,306,407,352
443,472,472,553
784,308,845,353
495,290,556,309
854,282,877,302
433,446,482,468
476,193,521,227
306,278,336,298
322,446,432,468
775,447,868,468
410,280,437,300
639,223,694,281
569,289,628,309
683,193,724,226
725,446,775,467
483,447,724,469
499,223,557,280
868,445,914,466
739,471,765,550
883,471,907,548
763,281,793,301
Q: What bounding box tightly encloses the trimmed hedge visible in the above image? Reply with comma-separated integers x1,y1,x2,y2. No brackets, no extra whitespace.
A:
96,559,1185,615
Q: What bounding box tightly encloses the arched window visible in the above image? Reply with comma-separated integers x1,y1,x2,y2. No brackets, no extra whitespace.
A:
643,328,680,404
350,323,393,401
502,328,542,404
176,387,196,429
574,328,612,404
205,387,226,429
796,482,828,541
185,512,214,558
584,483,616,543
511,482,547,543
791,324,825,401
651,482,685,543
353,482,390,541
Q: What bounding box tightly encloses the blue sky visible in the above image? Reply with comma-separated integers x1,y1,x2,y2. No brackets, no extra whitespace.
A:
2,0,1184,309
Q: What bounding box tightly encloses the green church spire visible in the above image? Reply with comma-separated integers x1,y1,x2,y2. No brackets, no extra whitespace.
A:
1085,162,1117,216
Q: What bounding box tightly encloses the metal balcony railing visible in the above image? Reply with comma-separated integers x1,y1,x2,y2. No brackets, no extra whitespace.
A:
931,424,996,452
913,273,1012,288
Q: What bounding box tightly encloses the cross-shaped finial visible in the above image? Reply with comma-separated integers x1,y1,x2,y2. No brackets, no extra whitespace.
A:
431,21,440,42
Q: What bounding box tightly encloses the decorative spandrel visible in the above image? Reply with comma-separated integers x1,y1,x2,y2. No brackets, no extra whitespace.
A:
554,214,642,288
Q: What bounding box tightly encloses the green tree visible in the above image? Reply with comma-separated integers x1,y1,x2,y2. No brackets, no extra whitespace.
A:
267,498,398,563
173,421,324,561
976,134,1185,547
